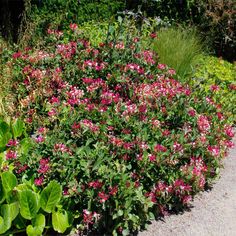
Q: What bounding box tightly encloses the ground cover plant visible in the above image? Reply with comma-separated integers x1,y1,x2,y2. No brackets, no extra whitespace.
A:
193,55,236,123
0,23,235,235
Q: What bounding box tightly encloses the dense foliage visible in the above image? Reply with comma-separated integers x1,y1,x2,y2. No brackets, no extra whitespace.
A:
0,25,233,235
193,56,236,123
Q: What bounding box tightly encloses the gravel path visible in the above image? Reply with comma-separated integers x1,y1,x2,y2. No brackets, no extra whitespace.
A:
139,136,236,236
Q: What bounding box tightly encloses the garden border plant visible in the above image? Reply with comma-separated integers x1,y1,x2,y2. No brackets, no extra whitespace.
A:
1,20,235,235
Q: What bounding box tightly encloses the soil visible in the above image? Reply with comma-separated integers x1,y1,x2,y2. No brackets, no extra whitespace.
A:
139,136,236,236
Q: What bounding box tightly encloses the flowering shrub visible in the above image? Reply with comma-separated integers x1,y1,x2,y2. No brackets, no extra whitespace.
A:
5,25,235,235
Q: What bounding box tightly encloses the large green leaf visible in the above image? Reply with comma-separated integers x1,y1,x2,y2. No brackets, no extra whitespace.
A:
40,181,62,213
33,213,45,229
26,213,45,236
8,201,19,221
1,171,17,194
19,138,32,156
52,210,69,233
19,190,39,220
0,204,12,234
0,132,12,148
26,225,43,236
12,119,24,138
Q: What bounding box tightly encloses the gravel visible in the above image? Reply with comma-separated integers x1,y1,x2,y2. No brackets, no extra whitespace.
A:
139,136,236,236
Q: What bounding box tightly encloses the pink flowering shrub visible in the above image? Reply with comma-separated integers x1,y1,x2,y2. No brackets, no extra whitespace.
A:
7,26,235,235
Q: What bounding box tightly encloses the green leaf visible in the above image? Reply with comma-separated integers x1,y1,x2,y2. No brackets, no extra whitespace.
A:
40,180,62,213
19,190,39,220
52,210,69,233
12,119,24,138
0,132,12,148
32,214,45,229
1,171,17,194
19,138,32,155
26,213,45,236
26,225,43,236
0,204,12,234
8,201,19,221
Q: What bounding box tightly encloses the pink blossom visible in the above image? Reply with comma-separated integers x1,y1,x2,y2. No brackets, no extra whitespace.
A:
224,125,234,138
150,32,157,38
35,135,45,143
208,145,220,157
154,144,167,152
148,154,156,162
34,176,44,186
6,150,17,160
210,84,220,92
197,115,210,133
70,23,78,31
88,180,103,189
6,139,19,147
98,192,109,203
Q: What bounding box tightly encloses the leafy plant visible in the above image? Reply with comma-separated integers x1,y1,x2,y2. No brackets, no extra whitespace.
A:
193,55,236,123
0,171,69,235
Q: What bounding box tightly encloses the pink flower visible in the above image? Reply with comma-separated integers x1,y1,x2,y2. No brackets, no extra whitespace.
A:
98,192,109,203
197,115,210,133
150,32,157,38
208,145,220,157
70,23,78,31
210,84,220,92
88,180,103,189
6,150,17,160
34,176,44,186
48,108,57,117
109,185,118,196
6,139,19,147
148,154,156,162
188,109,196,117
168,69,176,75
157,63,166,70
35,135,45,143
154,144,167,152
224,125,234,138
182,195,192,205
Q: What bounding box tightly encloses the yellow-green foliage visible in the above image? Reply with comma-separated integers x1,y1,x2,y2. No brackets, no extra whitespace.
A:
193,55,236,122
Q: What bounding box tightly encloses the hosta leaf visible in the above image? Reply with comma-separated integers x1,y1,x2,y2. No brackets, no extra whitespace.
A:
19,190,39,220
40,180,62,213
1,171,17,194
12,119,24,138
52,210,69,233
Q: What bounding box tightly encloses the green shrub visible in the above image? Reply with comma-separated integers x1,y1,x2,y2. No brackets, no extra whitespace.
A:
193,55,236,123
152,27,203,80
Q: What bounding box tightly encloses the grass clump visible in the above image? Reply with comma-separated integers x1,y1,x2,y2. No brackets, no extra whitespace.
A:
153,27,203,80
